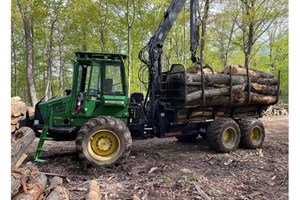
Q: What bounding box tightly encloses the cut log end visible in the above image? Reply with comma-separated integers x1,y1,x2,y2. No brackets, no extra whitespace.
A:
87,180,101,200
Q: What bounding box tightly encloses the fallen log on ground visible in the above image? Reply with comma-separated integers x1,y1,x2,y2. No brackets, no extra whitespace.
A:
45,186,70,200
45,176,63,193
11,127,35,168
45,176,70,200
86,180,101,200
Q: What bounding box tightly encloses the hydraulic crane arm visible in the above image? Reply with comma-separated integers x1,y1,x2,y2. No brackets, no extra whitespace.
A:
138,0,199,121
190,0,200,63
139,0,199,65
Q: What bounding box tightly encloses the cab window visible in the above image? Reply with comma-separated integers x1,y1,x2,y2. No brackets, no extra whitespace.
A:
77,64,91,93
103,64,124,95
88,62,101,97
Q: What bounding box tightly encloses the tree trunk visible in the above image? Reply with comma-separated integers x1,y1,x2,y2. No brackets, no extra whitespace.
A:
45,17,57,101
199,0,210,65
126,0,136,96
11,24,18,97
17,0,38,106
58,40,65,94
127,25,132,95
224,15,238,67
97,2,108,52
243,0,255,68
244,20,254,68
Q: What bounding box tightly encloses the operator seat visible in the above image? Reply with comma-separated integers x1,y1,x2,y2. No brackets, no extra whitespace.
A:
103,78,113,93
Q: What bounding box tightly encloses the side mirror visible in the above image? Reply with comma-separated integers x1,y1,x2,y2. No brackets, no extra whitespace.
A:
65,89,71,95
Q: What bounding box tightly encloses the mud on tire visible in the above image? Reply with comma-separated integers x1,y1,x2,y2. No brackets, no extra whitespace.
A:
75,116,132,167
207,118,241,153
238,118,265,149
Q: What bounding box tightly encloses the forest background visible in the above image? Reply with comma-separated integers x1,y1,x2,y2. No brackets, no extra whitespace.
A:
11,0,288,107
2,0,299,199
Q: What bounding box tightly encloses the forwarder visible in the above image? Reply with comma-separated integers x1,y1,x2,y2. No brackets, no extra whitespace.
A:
27,0,280,167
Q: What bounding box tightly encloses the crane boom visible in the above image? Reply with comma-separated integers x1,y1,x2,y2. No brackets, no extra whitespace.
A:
138,0,199,121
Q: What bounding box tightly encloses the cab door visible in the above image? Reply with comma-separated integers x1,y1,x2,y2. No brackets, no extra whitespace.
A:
83,60,102,116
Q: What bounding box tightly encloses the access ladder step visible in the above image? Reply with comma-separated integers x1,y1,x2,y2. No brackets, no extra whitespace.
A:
34,158,47,162
37,148,48,152
43,137,53,140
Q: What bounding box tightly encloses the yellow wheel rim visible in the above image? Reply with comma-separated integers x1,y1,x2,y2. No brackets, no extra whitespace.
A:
222,127,236,146
87,129,120,162
251,127,261,143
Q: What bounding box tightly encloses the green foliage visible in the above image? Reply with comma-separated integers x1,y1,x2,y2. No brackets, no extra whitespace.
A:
12,0,288,104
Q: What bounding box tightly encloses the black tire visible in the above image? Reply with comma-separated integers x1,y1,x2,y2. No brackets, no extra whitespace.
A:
238,118,265,149
207,118,241,153
76,116,132,167
176,134,198,143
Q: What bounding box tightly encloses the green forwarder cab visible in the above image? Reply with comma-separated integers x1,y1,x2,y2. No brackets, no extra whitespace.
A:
32,52,132,166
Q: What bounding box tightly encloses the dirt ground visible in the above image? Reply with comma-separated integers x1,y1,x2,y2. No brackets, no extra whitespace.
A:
25,115,288,200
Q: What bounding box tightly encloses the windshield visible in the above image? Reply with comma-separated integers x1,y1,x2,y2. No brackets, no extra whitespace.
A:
103,63,124,95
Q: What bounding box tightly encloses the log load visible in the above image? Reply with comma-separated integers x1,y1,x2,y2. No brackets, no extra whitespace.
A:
169,65,279,121
11,97,35,133
223,65,274,78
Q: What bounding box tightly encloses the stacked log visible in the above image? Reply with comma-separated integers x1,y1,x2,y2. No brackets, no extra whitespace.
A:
11,127,70,200
175,65,279,121
11,97,34,133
